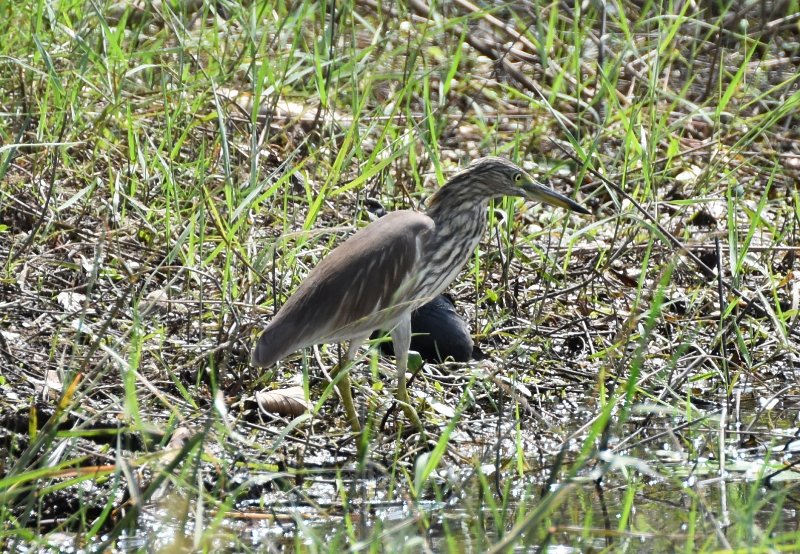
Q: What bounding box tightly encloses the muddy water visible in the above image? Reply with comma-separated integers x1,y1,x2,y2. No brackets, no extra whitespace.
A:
116,395,800,552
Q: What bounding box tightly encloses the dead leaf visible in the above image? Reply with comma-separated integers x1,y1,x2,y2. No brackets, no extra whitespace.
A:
256,386,311,417
141,289,188,315
166,427,193,451
57,291,86,311
42,370,63,402
429,401,455,418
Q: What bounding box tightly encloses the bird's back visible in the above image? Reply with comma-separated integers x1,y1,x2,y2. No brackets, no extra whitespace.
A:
252,210,435,368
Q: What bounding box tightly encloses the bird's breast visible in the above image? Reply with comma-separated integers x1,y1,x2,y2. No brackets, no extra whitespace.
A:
413,209,486,303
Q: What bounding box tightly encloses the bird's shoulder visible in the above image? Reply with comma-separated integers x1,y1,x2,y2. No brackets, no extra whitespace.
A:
355,209,434,240
272,209,435,342
301,209,433,281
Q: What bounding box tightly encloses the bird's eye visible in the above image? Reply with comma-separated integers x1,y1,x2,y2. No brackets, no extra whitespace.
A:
514,173,522,182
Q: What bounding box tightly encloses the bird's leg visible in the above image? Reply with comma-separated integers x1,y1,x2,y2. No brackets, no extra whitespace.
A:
330,338,366,433
391,314,424,430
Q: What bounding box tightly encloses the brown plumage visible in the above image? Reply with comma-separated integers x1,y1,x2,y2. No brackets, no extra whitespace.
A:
253,156,589,432
252,210,433,368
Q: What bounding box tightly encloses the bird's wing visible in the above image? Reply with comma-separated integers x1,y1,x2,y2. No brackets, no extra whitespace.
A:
252,210,434,367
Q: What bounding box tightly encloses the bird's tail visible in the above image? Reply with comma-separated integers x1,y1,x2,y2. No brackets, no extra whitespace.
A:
251,324,292,368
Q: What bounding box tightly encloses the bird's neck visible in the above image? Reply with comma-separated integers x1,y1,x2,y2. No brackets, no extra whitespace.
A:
414,190,489,301
425,194,487,237
426,183,487,224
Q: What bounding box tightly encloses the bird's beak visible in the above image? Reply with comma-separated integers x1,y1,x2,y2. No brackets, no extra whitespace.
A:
521,177,590,215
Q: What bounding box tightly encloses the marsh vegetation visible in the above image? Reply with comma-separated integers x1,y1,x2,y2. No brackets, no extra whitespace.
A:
1,0,799,551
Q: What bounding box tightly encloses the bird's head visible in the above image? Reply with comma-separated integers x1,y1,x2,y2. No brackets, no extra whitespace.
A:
459,156,590,214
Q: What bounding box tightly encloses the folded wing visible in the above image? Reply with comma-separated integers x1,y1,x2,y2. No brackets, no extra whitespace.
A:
252,210,435,368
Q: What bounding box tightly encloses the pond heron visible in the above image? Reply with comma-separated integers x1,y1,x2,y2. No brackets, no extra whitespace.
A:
252,157,589,432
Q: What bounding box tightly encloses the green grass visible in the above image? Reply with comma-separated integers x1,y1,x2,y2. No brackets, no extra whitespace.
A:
1,0,800,551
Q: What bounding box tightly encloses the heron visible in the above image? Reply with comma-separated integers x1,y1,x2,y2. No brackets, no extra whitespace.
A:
252,157,589,432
